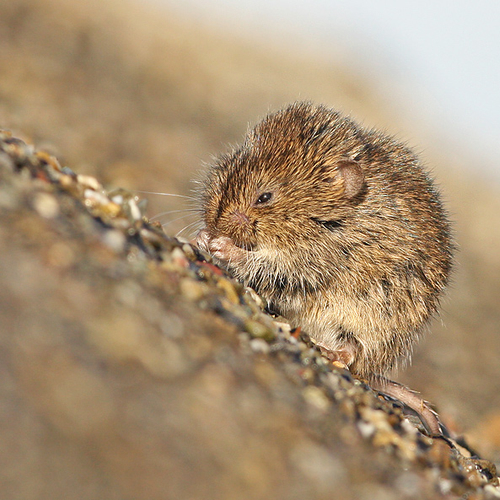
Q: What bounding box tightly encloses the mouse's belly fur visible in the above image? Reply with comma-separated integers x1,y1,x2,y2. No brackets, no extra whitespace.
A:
257,276,431,381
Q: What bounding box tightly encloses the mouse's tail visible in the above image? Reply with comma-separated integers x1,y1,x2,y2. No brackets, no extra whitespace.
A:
370,376,442,436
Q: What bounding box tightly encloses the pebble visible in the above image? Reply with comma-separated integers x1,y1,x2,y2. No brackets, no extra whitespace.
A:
182,243,196,260
170,247,189,268
357,419,377,439
99,201,122,218
438,478,453,495
127,197,142,221
179,278,209,302
77,174,102,191
59,174,75,189
32,192,59,219
243,286,264,309
35,150,62,171
102,229,127,253
244,319,275,341
249,338,270,354
84,188,109,208
109,193,125,205
302,386,331,411
216,278,240,305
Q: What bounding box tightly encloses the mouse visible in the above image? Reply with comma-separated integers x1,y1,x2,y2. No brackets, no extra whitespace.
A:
195,101,453,435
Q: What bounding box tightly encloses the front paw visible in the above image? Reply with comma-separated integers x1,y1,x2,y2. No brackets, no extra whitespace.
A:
209,236,246,264
195,229,211,252
194,230,246,264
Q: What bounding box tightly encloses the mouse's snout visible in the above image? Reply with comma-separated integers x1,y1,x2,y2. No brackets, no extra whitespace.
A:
230,210,251,227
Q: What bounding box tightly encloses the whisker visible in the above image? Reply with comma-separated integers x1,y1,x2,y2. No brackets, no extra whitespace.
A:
175,219,203,239
184,221,205,241
160,213,199,228
150,208,199,221
136,190,197,201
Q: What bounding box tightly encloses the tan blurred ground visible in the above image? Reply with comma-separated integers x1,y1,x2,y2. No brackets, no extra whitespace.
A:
1,0,499,460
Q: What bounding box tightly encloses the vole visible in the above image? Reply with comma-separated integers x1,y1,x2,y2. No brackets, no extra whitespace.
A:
196,102,453,434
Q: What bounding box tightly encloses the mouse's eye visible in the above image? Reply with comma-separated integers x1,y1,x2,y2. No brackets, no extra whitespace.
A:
254,192,273,205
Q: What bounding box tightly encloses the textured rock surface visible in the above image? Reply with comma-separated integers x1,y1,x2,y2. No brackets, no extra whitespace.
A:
1,132,499,499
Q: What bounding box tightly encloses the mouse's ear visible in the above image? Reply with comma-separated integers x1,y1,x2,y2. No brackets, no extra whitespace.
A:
336,159,365,199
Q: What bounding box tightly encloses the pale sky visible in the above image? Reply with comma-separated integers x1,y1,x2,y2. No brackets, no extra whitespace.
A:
157,0,500,181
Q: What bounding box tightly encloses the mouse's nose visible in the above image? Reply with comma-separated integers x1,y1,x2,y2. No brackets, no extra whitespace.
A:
230,210,250,226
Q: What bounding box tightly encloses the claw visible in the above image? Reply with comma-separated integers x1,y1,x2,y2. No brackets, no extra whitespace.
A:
194,229,211,252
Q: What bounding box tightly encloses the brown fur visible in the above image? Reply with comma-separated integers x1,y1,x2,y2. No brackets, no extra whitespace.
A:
197,102,453,386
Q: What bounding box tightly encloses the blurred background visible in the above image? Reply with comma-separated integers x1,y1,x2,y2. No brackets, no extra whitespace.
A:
1,0,499,458
164,0,500,183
